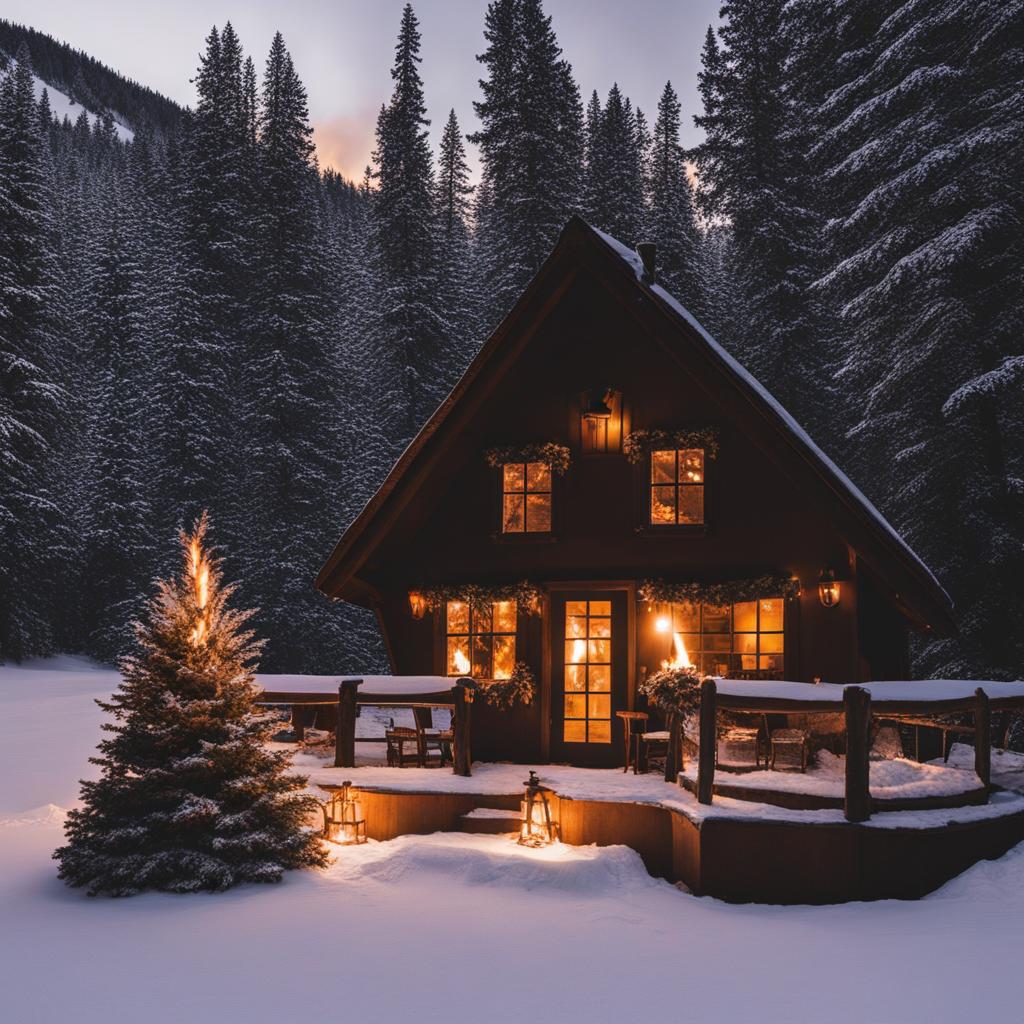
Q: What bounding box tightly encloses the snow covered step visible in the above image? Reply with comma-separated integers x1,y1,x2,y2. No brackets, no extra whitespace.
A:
460,807,523,835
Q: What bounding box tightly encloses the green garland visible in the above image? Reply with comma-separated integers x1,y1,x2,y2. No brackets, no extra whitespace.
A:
418,580,544,616
483,442,572,475
480,662,537,710
623,428,720,464
639,574,801,606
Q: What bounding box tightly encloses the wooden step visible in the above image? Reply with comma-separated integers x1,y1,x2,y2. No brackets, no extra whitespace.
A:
459,807,522,835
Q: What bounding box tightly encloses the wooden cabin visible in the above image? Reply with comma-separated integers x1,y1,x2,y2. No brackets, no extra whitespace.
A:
316,217,954,768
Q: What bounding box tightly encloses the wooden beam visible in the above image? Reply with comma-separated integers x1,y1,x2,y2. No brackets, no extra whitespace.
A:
697,678,717,805
452,681,473,777
290,704,305,743
664,711,680,784
975,687,991,790
335,680,361,769
844,686,872,822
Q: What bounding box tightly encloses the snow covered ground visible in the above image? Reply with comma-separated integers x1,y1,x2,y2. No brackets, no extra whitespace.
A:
3,657,1024,1023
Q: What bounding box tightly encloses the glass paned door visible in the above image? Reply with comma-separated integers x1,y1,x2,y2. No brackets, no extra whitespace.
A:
551,591,628,766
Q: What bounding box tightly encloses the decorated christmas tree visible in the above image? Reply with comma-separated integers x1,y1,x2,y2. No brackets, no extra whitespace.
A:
55,515,327,895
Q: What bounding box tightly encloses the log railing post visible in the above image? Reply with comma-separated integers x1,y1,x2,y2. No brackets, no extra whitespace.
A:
844,686,872,822
452,680,474,777
291,703,306,743
697,677,717,804
975,687,991,791
664,710,681,783
334,679,361,768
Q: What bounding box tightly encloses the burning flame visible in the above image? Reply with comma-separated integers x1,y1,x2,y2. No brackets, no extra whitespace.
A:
452,645,471,675
189,535,210,647
661,632,692,671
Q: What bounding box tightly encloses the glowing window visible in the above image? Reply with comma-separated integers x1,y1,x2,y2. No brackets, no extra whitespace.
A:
502,462,552,533
650,449,704,525
563,600,612,743
446,600,516,679
666,599,783,677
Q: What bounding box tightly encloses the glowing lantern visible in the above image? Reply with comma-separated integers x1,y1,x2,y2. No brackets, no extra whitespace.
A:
655,615,671,633
818,569,841,608
518,770,558,846
408,591,427,619
324,781,366,845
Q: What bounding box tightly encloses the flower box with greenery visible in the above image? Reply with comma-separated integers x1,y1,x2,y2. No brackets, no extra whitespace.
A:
480,662,536,711
639,665,705,782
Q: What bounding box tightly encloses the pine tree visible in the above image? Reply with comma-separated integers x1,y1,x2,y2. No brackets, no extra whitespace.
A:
472,0,583,318
0,44,68,661
370,4,447,444
644,81,702,312
691,3,826,427
54,515,327,896
434,108,480,372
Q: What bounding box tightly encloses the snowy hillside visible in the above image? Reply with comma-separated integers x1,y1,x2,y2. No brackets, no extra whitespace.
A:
1,53,133,141
1,658,1023,1023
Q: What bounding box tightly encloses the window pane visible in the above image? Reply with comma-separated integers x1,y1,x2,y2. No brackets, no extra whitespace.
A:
760,633,784,654
566,600,587,616
525,462,551,492
588,665,611,691
447,636,471,675
446,600,469,634
740,654,757,671
678,486,704,525
471,604,492,634
680,449,704,483
681,634,701,657
588,617,611,638
493,635,516,679
703,605,730,632
702,652,729,676
503,463,524,491
588,638,611,663
651,449,676,483
472,635,492,678
503,493,525,532
734,633,757,655
525,493,552,532
492,600,516,633
588,720,611,743
759,654,784,673
703,633,731,652
589,601,611,616
759,599,783,631
588,694,610,720
733,601,757,633
651,486,677,524
566,615,588,639
564,694,586,719
565,639,588,664
564,720,586,743
672,603,700,632
565,665,587,691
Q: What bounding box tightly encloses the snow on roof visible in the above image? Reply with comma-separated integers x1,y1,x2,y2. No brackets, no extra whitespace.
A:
588,223,950,605
255,673,459,696
714,678,1024,703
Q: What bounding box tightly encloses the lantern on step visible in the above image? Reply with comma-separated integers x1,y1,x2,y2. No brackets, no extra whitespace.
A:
818,569,841,608
518,770,558,846
324,781,366,845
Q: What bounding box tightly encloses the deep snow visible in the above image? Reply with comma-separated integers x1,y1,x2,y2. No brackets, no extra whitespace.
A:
2,657,1023,1023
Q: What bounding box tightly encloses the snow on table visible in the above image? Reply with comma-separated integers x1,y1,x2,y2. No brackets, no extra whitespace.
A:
255,672,460,696
714,677,1024,703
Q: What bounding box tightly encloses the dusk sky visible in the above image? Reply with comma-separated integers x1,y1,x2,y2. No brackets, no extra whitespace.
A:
6,0,721,182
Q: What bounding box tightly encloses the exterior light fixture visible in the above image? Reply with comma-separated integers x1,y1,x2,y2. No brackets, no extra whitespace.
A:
408,590,427,619
818,569,841,608
519,770,558,846
323,781,366,845
582,388,613,420
655,615,671,633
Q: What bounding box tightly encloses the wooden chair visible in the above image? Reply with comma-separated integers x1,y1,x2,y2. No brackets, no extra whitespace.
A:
413,706,452,768
616,711,649,773
385,727,421,768
770,728,809,772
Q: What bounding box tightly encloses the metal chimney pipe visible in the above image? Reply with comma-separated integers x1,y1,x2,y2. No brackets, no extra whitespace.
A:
637,242,657,284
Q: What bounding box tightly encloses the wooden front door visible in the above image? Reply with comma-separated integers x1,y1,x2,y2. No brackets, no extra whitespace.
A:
550,590,629,766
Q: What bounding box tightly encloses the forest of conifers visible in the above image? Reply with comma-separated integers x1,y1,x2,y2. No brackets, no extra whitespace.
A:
1,0,1020,678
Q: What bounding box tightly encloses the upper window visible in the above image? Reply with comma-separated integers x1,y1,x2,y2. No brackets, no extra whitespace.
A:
666,599,784,677
650,448,704,525
446,600,517,679
502,462,552,533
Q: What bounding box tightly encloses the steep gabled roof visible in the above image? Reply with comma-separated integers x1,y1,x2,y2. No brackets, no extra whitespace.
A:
317,217,954,633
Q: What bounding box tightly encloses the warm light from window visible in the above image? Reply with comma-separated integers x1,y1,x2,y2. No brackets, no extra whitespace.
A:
655,615,671,633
